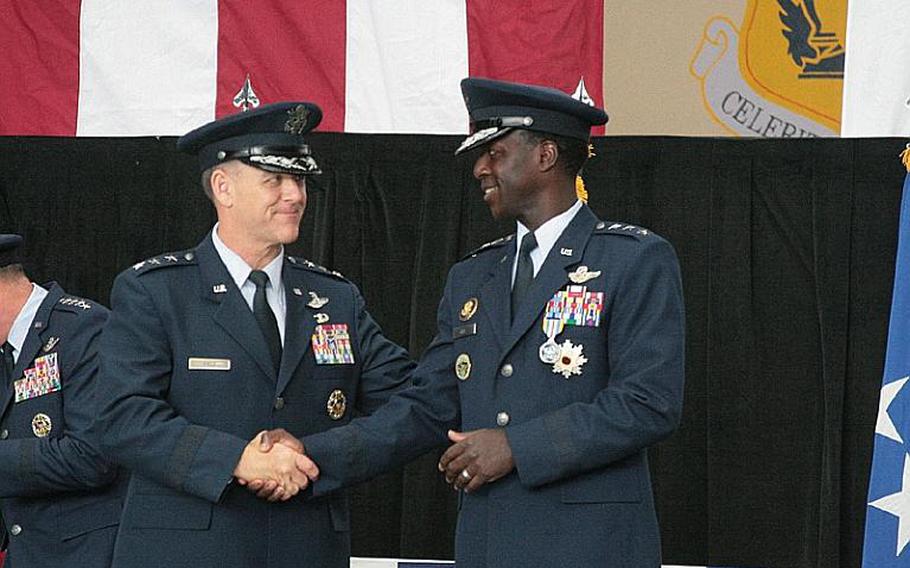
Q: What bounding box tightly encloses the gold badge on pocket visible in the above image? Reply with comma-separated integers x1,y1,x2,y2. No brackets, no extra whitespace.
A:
327,389,347,420
455,353,472,381
32,413,53,437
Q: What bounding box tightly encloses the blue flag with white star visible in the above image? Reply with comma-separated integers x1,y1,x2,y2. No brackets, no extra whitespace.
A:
864,167,910,566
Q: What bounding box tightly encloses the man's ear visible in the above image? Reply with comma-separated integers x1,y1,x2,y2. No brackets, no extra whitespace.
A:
538,139,559,173
210,167,234,207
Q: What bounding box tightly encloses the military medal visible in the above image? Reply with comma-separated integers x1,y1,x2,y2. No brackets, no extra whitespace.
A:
455,353,472,381
311,324,355,365
540,295,567,364
326,389,347,420
540,285,605,374
552,340,588,379
460,298,478,321
32,413,53,437
15,353,62,403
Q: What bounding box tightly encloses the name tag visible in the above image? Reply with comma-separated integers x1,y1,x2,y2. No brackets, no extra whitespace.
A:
453,323,477,340
188,357,232,371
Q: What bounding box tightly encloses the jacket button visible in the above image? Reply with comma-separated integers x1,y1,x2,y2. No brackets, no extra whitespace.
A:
10,524,21,536
496,412,510,427
0,429,8,440
274,397,286,410
500,364,513,378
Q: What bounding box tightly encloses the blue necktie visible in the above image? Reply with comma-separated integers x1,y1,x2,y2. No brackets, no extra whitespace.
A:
249,271,281,373
511,233,538,321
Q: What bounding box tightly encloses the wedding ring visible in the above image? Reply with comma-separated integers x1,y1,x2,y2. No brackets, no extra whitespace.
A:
460,469,471,481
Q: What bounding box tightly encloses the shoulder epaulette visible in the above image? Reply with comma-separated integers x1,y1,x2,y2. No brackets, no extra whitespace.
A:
594,221,652,240
57,295,95,311
286,256,348,282
131,250,197,275
462,233,515,261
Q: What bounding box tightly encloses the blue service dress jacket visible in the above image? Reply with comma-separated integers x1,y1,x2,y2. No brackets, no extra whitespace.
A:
0,284,123,568
97,233,416,568
305,205,685,567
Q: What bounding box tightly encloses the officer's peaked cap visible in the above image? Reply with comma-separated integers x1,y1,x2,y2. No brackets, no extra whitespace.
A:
177,102,323,176
456,77,608,155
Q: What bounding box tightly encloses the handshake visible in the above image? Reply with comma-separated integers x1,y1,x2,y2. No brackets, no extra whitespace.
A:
233,429,319,502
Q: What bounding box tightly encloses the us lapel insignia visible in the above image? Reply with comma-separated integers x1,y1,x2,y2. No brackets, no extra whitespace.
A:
567,265,601,284
326,389,347,420
551,340,588,379
459,298,478,321
292,288,303,296
307,291,329,309
314,313,330,324
560,248,573,256
32,413,53,437
212,284,228,294
43,337,60,353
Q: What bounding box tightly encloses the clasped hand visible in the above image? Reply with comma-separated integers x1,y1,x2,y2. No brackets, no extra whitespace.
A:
438,429,515,493
233,429,319,502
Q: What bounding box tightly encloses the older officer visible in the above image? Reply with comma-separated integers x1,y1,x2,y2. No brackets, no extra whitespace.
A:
290,78,685,567
98,102,420,568
0,234,124,567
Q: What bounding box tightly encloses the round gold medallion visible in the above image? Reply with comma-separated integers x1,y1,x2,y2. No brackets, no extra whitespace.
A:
32,413,52,438
455,353,472,381
459,298,478,321
326,389,347,420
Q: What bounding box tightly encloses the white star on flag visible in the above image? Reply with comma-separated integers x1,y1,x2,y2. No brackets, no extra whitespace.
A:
870,453,910,556
877,376,910,443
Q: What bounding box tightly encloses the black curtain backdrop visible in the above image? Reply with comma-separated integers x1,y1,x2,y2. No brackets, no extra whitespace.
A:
0,135,906,568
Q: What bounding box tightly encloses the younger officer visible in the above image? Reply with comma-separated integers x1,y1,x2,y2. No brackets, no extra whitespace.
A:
98,102,426,568
0,234,123,568
292,78,685,567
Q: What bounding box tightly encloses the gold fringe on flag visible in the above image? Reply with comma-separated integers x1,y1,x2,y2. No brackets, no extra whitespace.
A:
574,143,597,204
902,143,910,173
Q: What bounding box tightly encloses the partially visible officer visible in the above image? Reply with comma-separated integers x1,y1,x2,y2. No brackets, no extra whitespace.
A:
290,78,685,567
0,234,124,568
97,102,428,568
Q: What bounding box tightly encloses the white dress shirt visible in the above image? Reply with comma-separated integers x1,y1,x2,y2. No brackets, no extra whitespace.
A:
211,224,288,344
512,199,583,287
6,283,49,364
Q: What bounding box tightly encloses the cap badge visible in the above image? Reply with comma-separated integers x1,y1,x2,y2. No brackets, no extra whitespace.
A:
285,105,311,134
